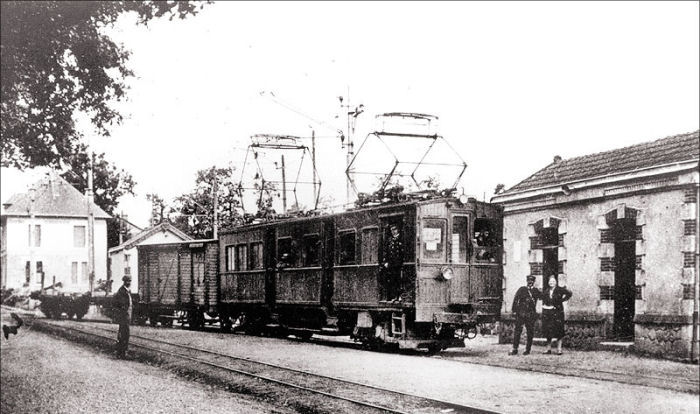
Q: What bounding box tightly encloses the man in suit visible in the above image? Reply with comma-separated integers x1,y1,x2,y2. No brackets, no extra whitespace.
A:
509,275,541,355
114,275,133,358
382,224,404,302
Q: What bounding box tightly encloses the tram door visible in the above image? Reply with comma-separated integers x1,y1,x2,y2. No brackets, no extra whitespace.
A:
379,215,404,301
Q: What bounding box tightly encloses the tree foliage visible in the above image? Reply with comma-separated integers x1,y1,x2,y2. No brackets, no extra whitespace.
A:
60,144,136,247
1,1,207,169
171,166,243,239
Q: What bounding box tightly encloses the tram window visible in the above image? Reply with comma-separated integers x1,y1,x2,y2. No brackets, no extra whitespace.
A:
249,242,263,269
474,218,499,262
421,219,446,261
361,228,378,264
452,216,471,263
277,237,295,268
225,245,235,271
235,244,247,271
338,231,356,265
303,234,321,267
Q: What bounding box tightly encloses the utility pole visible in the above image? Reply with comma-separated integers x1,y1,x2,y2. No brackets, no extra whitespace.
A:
212,175,218,239
339,91,363,205
281,155,287,213
87,152,95,294
312,130,317,203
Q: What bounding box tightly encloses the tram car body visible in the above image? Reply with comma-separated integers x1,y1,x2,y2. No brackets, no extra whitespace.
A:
218,196,503,351
136,239,219,328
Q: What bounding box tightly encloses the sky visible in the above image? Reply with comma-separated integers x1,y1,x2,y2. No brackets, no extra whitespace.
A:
2,1,698,228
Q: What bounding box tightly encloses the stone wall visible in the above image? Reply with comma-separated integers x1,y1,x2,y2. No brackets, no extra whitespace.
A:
499,313,608,350
634,314,694,360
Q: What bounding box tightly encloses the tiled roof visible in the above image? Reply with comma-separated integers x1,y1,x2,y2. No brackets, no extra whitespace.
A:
109,222,192,253
504,130,699,193
1,174,110,219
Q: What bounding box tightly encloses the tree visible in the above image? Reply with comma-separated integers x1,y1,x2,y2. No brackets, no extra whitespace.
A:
1,1,207,169
146,193,168,227
171,166,242,239
61,144,136,248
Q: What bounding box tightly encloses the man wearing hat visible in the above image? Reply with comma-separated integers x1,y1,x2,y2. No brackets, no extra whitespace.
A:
509,275,542,355
114,275,133,358
382,223,404,302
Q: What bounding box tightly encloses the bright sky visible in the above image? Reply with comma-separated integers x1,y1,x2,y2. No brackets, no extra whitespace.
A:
2,1,698,228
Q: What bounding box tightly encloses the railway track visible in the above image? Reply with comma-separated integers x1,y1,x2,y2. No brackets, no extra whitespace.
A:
35,319,497,414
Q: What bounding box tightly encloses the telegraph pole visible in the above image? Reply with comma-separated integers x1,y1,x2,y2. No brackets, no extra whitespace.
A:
281,155,287,213
312,130,318,203
212,175,218,239
87,152,95,294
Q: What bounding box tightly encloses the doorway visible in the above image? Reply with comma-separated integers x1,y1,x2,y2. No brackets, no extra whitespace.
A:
613,219,636,340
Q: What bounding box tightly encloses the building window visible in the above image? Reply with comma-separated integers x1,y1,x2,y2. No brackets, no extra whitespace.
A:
451,216,470,264
361,228,378,265
529,262,542,275
249,242,263,269
600,286,614,300
25,261,31,283
422,219,446,261
71,262,78,284
36,261,43,283
82,262,88,282
684,188,697,203
74,226,86,247
600,257,616,271
684,219,697,236
302,234,321,267
635,285,643,300
235,244,247,271
338,231,356,265
683,284,696,300
225,245,235,271
124,254,131,263
124,266,131,276
684,252,696,268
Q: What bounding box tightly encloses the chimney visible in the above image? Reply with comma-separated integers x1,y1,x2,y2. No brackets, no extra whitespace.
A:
553,155,562,163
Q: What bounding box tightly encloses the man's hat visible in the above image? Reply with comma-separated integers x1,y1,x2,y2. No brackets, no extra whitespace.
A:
122,275,132,282
526,275,536,281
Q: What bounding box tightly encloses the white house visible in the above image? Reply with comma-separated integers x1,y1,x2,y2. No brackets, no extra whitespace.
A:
1,174,110,293
108,222,192,293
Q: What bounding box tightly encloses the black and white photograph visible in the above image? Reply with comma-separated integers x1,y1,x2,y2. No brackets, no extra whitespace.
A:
1,1,698,413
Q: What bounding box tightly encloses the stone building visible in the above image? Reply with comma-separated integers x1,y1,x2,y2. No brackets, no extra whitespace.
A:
492,131,699,360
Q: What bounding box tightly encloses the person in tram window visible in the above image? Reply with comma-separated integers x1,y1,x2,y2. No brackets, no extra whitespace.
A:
382,224,404,302
541,275,573,355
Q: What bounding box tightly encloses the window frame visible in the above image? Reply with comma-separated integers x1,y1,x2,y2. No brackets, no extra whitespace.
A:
74,225,86,248
249,241,264,270
234,243,248,271
277,236,295,268
225,245,235,271
473,218,501,263
302,233,321,267
451,215,471,264
337,229,357,265
420,218,447,263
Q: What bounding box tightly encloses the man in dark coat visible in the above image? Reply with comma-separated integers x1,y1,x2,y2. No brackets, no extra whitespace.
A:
382,224,404,302
509,275,541,355
114,275,133,358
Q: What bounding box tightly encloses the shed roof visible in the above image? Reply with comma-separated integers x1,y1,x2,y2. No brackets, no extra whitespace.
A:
2,174,110,219
503,130,699,194
109,222,193,253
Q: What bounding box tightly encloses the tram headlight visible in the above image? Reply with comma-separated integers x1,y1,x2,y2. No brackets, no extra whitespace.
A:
439,266,454,281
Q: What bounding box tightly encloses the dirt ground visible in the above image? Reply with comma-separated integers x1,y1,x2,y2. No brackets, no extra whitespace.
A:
0,329,292,414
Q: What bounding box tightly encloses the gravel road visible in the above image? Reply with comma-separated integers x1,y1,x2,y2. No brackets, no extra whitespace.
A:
0,329,293,414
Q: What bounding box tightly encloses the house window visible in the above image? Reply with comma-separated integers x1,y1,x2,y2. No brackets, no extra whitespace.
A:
600,286,614,300
361,228,378,265
225,245,235,271
235,244,247,271
25,261,31,283
249,242,264,269
124,266,131,276
303,234,321,267
82,262,88,282
124,254,131,263
71,262,78,284
421,219,446,261
36,261,43,283
452,216,470,263
338,231,356,265
74,226,86,247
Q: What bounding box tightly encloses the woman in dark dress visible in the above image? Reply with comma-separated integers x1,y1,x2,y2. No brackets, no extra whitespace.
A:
541,275,573,355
